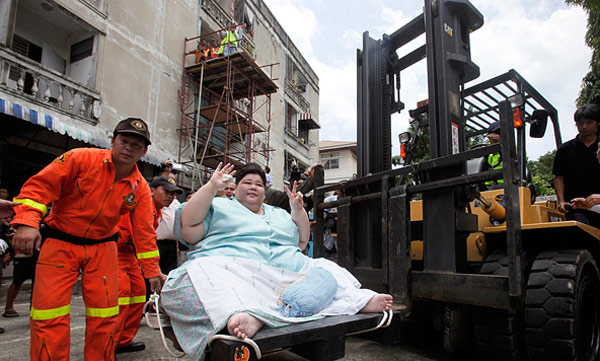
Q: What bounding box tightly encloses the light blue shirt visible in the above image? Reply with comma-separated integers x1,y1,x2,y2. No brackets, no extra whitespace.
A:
173,197,308,274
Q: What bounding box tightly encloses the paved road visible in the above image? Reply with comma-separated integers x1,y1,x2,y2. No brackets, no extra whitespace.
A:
0,291,476,361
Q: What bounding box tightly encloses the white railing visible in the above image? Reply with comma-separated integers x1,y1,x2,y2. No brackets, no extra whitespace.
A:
0,47,100,124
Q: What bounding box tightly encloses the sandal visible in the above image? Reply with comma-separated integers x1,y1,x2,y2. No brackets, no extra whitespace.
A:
2,310,19,318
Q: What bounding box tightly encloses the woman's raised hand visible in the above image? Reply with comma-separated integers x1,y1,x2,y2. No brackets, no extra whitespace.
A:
285,181,304,212
210,162,236,190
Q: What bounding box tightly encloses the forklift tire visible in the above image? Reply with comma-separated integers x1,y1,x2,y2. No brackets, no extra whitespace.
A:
474,250,527,361
525,249,600,361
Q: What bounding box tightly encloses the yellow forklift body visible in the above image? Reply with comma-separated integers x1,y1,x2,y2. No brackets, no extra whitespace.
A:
409,187,569,262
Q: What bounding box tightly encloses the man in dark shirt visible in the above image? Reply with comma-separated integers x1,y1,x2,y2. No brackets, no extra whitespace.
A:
553,104,600,227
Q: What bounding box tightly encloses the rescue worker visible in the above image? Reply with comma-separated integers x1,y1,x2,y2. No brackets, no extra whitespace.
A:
113,181,160,353
152,176,183,275
10,117,163,361
484,121,503,189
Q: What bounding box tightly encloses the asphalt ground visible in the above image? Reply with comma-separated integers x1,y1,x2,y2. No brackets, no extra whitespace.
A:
0,283,477,361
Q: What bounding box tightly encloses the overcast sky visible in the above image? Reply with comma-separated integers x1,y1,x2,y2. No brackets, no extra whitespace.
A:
262,0,591,160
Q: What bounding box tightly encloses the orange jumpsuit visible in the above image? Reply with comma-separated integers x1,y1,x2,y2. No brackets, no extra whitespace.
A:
12,148,160,361
114,202,161,348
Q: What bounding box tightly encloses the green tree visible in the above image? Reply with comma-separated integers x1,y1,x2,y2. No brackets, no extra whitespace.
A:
527,150,556,196
566,0,600,105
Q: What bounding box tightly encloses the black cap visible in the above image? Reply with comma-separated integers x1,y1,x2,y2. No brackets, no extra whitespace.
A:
113,118,151,145
487,121,501,133
149,176,183,194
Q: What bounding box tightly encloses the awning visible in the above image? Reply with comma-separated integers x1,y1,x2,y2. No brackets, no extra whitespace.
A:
0,96,167,166
298,112,320,130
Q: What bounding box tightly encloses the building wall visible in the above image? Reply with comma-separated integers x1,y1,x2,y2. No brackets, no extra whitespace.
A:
99,0,198,163
320,148,357,185
0,0,199,167
1,0,318,191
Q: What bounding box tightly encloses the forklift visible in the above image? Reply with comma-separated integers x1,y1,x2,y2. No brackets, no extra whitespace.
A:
311,0,600,360
206,1,600,360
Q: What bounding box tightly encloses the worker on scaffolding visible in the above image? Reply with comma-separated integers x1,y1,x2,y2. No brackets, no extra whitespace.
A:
194,39,209,63
210,39,220,59
219,29,238,57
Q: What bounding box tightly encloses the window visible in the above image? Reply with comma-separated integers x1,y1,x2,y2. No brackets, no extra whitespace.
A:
298,122,309,143
10,34,43,94
10,34,42,80
70,37,93,63
285,102,297,134
324,158,339,170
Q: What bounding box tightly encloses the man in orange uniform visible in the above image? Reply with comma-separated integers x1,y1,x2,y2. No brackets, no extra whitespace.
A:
10,118,163,361
114,175,181,354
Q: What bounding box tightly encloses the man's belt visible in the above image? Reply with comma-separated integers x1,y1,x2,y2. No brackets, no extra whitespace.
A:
42,225,118,245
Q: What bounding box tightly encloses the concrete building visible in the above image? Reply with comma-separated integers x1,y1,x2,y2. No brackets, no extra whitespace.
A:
0,0,318,193
319,140,357,186
190,0,320,189
0,0,200,192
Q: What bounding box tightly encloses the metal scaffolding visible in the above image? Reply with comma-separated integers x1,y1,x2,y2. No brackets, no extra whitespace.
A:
178,27,278,190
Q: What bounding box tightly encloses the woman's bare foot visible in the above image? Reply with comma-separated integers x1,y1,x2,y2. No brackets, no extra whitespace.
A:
227,312,263,339
359,294,393,313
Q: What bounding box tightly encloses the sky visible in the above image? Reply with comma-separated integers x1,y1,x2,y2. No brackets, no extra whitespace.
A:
261,0,591,160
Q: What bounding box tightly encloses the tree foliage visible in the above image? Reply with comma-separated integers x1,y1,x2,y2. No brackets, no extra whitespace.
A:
527,150,557,196
566,0,600,105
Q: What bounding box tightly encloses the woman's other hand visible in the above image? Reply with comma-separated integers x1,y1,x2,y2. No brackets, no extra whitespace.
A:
210,162,236,191
285,181,304,212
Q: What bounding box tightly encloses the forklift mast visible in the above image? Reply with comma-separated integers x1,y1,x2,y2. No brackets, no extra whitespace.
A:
318,0,525,311
357,0,484,275
357,0,482,177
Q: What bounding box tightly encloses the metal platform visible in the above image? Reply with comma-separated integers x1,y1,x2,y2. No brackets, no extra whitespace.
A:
206,312,392,361
186,51,278,100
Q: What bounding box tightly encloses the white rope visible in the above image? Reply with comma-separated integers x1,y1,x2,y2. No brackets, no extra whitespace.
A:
383,309,394,328
207,334,263,359
346,309,393,336
144,293,186,358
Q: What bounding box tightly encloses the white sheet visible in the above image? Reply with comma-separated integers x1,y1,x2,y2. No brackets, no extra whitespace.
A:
186,256,376,329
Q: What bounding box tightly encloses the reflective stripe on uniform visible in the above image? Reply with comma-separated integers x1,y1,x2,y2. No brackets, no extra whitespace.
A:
118,295,146,306
30,304,70,320
130,295,146,304
136,250,159,259
14,198,48,217
86,305,119,318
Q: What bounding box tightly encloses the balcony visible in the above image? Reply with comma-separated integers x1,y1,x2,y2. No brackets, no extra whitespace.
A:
202,0,233,30
0,47,101,124
285,80,310,112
